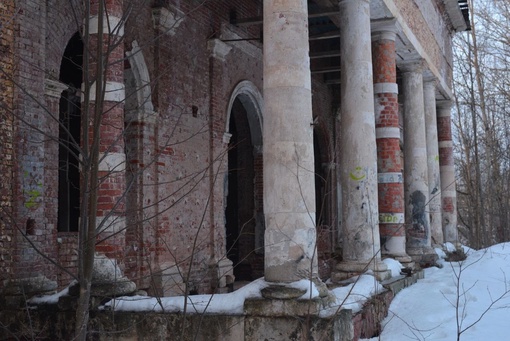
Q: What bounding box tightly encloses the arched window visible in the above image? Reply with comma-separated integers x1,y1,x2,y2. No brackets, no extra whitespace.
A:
57,32,83,232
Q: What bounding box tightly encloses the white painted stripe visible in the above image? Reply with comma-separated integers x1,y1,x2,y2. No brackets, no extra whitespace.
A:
440,166,456,175
82,81,125,103
438,141,453,148
378,172,403,183
88,15,124,36
98,152,126,172
376,127,400,139
441,190,456,196
374,83,398,94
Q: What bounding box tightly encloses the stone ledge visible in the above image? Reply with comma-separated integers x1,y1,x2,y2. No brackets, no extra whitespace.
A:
381,270,424,296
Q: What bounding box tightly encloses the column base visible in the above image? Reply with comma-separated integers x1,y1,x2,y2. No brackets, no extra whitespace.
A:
382,253,416,270
261,285,306,300
331,260,391,282
406,247,438,268
244,297,353,340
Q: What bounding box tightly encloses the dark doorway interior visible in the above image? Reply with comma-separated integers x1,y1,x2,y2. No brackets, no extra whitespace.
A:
225,98,257,281
57,32,83,232
314,131,327,227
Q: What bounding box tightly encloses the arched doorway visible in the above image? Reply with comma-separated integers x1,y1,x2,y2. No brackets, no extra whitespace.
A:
225,81,264,281
57,32,83,232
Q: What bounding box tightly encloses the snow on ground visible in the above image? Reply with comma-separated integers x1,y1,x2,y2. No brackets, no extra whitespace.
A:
366,242,510,341
49,243,510,340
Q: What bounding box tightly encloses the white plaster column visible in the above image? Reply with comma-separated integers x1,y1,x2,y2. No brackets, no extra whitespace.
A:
334,0,389,281
424,80,443,245
401,61,437,265
263,0,318,283
437,100,459,245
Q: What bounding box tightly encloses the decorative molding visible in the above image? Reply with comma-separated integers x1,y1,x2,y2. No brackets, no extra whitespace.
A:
126,40,156,123
222,132,232,144
371,18,398,41
45,79,68,98
152,6,185,36
220,24,262,60
208,39,232,61
225,80,264,147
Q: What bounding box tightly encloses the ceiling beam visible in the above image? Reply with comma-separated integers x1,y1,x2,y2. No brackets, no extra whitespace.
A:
310,50,341,59
311,66,341,74
309,31,340,41
234,7,340,26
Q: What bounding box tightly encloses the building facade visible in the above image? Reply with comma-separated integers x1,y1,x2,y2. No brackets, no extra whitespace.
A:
0,0,468,298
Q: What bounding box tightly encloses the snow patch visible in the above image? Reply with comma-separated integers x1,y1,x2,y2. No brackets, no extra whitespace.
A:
383,258,403,277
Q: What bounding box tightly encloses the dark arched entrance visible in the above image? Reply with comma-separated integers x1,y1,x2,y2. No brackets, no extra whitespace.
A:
225,94,264,281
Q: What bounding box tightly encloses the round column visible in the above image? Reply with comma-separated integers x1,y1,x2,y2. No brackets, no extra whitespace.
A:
437,100,459,245
424,80,443,245
263,0,318,283
334,0,389,281
401,61,437,265
371,21,411,263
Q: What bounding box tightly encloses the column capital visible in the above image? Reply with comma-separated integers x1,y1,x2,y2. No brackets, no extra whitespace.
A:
398,58,426,73
207,38,232,61
45,79,68,98
371,18,398,42
437,99,453,110
423,76,438,87
339,0,370,4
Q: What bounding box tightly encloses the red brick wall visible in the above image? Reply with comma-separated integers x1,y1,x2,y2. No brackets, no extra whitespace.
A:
4,0,341,294
10,0,59,285
0,0,16,289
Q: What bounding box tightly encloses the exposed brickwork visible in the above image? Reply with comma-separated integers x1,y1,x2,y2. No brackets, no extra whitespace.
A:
1,0,459,297
437,116,453,139
372,39,397,84
373,37,406,250
0,0,16,289
56,233,79,288
7,0,62,287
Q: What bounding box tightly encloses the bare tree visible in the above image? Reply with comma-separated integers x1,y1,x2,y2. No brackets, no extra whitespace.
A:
452,0,510,248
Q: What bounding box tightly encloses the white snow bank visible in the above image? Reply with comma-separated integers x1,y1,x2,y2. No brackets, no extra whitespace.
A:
320,274,384,317
102,278,322,314
383,258,403,277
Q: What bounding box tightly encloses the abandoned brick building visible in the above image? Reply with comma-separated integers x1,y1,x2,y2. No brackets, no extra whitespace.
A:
0,0,469,309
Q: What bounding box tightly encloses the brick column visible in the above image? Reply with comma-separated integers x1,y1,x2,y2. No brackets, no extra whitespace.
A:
85,1,126,261
400,61,437,265
371,21,411,264
437,100,459,245
263,0,318,285
424,80,443,245
333,0,390,281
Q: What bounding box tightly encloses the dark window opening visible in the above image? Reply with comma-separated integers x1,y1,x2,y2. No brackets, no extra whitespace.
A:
57,32,83,232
